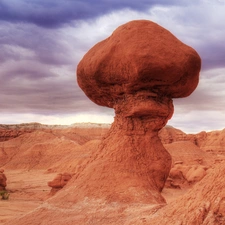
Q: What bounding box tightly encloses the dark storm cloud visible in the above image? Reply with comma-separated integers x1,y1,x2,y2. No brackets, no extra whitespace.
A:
0,66,101,115
0,22,73,66
154,1,225,72
0,0,225,132
198,44,225,71
0,17,92,116
0,0,187,27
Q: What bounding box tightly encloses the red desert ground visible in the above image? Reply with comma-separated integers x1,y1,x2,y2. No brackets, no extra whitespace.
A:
1,122,225,224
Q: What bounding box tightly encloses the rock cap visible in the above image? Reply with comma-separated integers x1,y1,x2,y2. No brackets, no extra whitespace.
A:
77,20,201,108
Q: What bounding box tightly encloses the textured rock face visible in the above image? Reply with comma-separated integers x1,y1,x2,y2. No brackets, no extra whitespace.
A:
0,123,109,143
150,163,225,224
48,173,72,189
76,20,201,203
48,173,72,195
159,125,188,144
197,129,225,153
0,169,7,191
77,20,200,107
166,164,208,189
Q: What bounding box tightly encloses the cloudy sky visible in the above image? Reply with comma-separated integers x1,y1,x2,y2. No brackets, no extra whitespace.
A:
0,0,225,133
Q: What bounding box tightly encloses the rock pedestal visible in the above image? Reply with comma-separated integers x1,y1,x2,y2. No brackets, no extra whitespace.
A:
76,19,201,203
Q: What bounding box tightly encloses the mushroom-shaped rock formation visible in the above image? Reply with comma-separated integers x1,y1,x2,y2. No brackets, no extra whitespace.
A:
76,20,201,204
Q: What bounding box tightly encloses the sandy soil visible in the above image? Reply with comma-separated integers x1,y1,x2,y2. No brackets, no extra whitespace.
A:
0,170,57,225
1,169,189,225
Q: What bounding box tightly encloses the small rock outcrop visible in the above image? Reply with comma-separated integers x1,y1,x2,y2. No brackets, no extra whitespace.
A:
0,169,7,191
76,20,201,203
166,164,208,189
48,173,72,195
150,163,225,224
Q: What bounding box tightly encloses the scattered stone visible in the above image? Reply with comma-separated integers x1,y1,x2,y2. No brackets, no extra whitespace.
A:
48,173,72,195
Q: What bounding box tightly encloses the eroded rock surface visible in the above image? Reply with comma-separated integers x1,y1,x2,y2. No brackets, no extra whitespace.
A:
48,173,72,195
0,169,7,191
150,163,225,225
76,20,201,203
0,123,109,143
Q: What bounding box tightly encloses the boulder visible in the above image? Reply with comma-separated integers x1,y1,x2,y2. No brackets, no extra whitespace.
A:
0,169,7,191
48,173,72,195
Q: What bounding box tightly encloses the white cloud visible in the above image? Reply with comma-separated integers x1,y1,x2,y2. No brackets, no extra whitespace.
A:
170,66,225,133
0,113,113,125
1,1,225,134
169,110,225,133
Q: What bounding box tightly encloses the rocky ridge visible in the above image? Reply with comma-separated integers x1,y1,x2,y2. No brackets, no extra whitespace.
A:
0,122,225,224
0,122,109,143
1,122,224,154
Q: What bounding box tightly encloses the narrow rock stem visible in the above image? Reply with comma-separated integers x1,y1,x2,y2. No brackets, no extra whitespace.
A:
73,97,173,204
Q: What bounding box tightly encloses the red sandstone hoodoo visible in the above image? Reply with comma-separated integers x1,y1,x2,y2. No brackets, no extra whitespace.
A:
76,20,201,203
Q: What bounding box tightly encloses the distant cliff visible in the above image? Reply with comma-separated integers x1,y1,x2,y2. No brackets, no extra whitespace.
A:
0,123,225,154
0,122,110,143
